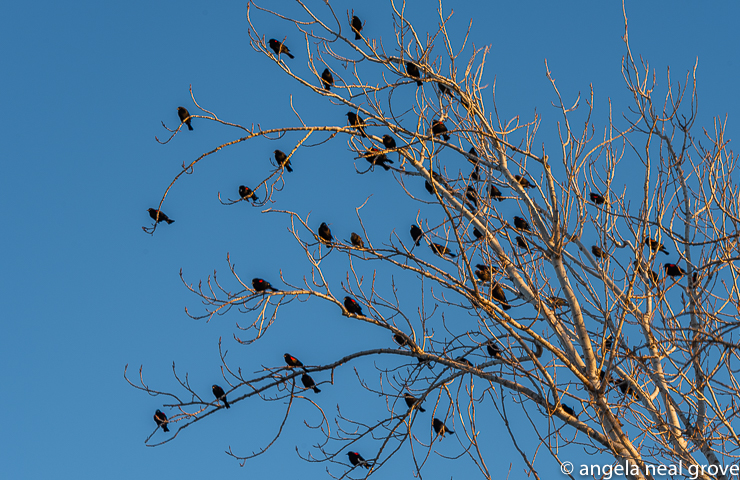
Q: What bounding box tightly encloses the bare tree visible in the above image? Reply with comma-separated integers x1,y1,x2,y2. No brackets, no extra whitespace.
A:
127,1,740,479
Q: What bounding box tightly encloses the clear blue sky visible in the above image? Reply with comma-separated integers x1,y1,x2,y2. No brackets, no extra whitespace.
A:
1,1,738,478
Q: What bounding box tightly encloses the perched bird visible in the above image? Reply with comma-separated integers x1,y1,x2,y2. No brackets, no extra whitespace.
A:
406,62,422,86
147,208,174,224
645,238,669,255
491,283,511,310
425,172,452,195
274,150,293,172
438,82,452,96
561,404,577,418
393,333,409,347
284,353,306,370
239,185,259,202
252,278,279,293
549,296,567,309
490,185,503,201
515,236,528,250
318,222,333,247
475,264,492,283
468,147,478,162
430,243,456,258
347,451,370,469
473,228,483,241
470,166,480,181
410,225,423,246
664,263,686,277
590,192,606,205
177,107,193,130
591,245,606,259
346,111,367,137
382,134,397,150
351,15,363,40
465,186,479,211
404,393,425,412
515,175,534,189
634,260,661,285
433,418,454,437
455,356,474,367
350,232,365,249
212,385,230,409
344,296,363,315
431,120,450,141
268,39,294,59
364,148,393,171
604,334,613,350
154,409,169,432
617,379,638,398
513,216,530,231
301,373,321,393
486,341,502,359
321,68,334,90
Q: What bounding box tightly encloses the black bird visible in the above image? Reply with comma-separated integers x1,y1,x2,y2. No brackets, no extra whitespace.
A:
465,186,479,211
473,228,483,241
350,232,364,248
433,418,454,437
600,369,616,385
239,185,259,202
486,341,502,359
404,393,425,412
364,148,393,171
430,243,456,258
347,451,370,469
252,278,279,293
475,264,493,283
393,333,409,347
455,356,474,367
468,147,478,162
284,353,306,370
301,373,321,393
515,236,528,250
177,107,193,130
154,409,169,432
590,192,606,205
645,238,669,255
212,385,230,409
617,379,638,398
431,120,450,140
561,404,577,418
490,185,503,201
382,135,397,150
410,225,423,246
513,216,530,231
351,15,363,40
321,68,334,90
470,166,480,181
406,62,422,86
664,263,686,277
268,39,294,58
549,296,567,309
318,222,333,247
604,334,613,350
344,296,363,315
438,82,452,96
147,208,174,224
346,111,367,137
274,150,293,172
491,283,511,310
515,175,534,189
592,245,606,259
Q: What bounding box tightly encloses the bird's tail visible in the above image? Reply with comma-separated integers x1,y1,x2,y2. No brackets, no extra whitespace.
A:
661,249,669,255
313,386,321,393
449,253,457,258
187,123,193,131
419,406,426,412
287,52,295,59
166,219,175,224
286,164,293,173
416,80,422,86
355,32,361,40
415,240,421,247
324,84,331,91
443,134,450,141
223,399,230,409
382,164,390,171
162,424,170,432
502,304,511,311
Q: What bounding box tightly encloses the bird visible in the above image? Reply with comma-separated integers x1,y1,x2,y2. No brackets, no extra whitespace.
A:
515,175,534,189
591,245,607,259
645,238,669,255
274,150,293,172
604,334,613,350
346,111,367,137
590,192,607,205
350,232,364,248
382,134,397,150
490,185,503,201
425,172,452,194
438,82,452,96
364,148,393,171
301,373,321,393
321,68,334,90
468,147,478,162
404,393,426,412
344,296,363,315
515,236,528,250
284,353,306,370
347,451,370,469
177,107,193,130
430,243,456,258
561,404,577,418
239,185,259,202
431,120,450,140
549,296,567,309
268,39,294,58
486,341,502,359
513,216,530,231
252,278,279,293
410,225,423,246
465,186,479,211
470,166,480,181
633,260,661,285
617,379,638,398
393,333,409,347
212,385,230,409
318,222,333,247
406,61,422,86
664,263,686,277
154,409,169,432
473,228,483,241
351,15,363,40
475,264,493,283
433,418,454,437
147,208,174,224
455,356,474,367
491,283,511,310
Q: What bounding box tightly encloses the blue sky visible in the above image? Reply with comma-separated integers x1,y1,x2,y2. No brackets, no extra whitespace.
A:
1,1,738,478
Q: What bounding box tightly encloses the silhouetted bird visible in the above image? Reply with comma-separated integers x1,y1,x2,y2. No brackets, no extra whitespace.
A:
515,175,534,189
465,186,479,211
590,192,606,205
393,333,409,347
431,120,450,140
486,341,502,359
468,147,478,162
274,150,293,172
549,297,567,309
347,451,370,469
284,353,306,370
515,236,528,250
319,222,333,247
664,263,686,277
475,264,492,283
382,135,397,150
147,208,174,224
321,68,334,90
268,39,294,58
470,166,480,181
346,111,367,137
301,373,321,393
438,82,451,96
645,238,669,255
154,409,169,432
617,379,638,398
406,62,422,86
351,232,364,248
351,15,363,40
344,296,363,315
364,148,393,170
490,185,503,201
177,107,193,130
410,225,422,246
513,216,530,231
455,356,474,367
430,243,456,258
252,278,279,293
433,418,454,437
491,283,511,310
239,185,259,202
212,385,230,409
473,228,483,241
561,404,577,418
604,334,613,350
600,369,615,385
592,245,606,259
404,393,425,412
